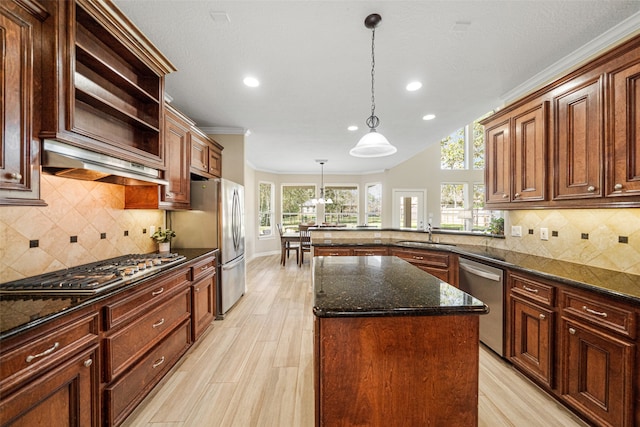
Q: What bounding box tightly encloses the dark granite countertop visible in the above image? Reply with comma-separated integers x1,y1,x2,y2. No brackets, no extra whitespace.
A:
0,248,217,341
312,239,640,304
312,256,488,318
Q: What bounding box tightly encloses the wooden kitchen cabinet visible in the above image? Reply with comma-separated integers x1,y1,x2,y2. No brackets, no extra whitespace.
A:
314,247,354,257
161,105,191,209
508,273,556,389
553,77,604,200
0,310,100,426
352,246,389,256
190,255,217,340
389,247,458,286
190,127,223,179
39,0,175,168
0,0,48,206
484,118,512,204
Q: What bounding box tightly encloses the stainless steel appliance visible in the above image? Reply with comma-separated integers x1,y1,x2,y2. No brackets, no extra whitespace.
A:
459,257,505,356
171,179,245,318
0,253,186,295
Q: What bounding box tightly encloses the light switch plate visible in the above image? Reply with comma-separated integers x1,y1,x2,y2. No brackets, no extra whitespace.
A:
540,227,549,240
511,225,522,237
374,232,382,238
324,232,332,238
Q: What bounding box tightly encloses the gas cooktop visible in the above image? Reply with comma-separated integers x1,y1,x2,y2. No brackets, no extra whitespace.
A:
0,253,186,295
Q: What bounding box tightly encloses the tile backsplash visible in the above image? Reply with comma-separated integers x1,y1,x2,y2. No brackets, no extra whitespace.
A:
0,175,164,283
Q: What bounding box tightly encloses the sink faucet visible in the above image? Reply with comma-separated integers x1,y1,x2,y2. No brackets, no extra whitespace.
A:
427,223,433,242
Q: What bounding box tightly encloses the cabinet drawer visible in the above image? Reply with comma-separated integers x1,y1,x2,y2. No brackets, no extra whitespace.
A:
191,256,216,282
389,248,449,268
510,273,555,307
104,267,190,330
105,320,192,427
561,291,636,339
352,247,388,256
104,288,191,381
314,247,353,256
0,312,99,392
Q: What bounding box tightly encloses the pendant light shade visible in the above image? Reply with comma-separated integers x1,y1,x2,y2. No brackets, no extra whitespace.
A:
309,160,333,205
350,13,397,158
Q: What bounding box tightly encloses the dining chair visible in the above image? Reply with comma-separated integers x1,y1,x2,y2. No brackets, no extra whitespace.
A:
299,229,311,267
277,224,299,266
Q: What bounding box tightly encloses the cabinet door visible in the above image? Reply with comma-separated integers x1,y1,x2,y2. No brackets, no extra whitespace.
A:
553,78,603,200
608,59,640,197
510,296,554,388
561,318,634,427
512,102,548,203
485,119,511,203
0,346,98,427
162,111,190,208
209,146,222,177
352,247,388,256
190,133,209,175
0,1,45,205
192,275,216,340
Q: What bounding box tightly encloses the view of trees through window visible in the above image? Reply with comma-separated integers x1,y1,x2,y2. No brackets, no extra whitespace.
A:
324,186,359,226
365,183,382,227
258,182,274,237
440,128,465,169
281,185,316,231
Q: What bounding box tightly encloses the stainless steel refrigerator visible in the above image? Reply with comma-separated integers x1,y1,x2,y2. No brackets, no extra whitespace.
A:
170,178,245,318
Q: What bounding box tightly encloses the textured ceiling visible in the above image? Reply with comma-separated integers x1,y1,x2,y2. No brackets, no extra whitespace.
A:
114,0,640,174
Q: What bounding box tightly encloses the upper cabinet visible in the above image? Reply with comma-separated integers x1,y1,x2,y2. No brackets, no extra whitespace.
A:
190,127,223,179
482,34,640,209
0,1,49,206
39,0,176,168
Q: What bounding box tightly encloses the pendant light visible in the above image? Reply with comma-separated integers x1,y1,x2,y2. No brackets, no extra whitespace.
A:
350,13,397,158
311,160,333,205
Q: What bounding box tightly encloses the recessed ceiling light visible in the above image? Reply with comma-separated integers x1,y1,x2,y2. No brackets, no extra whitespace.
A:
243,77,260,87
348,125,358,131
406,81,422,91
423,114,436,121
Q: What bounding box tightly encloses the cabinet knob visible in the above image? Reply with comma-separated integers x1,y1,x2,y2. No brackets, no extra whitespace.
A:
568,327,576,335
84,359,93,368
165,193,173,198
10,172,22,180
614,183,623,191
539,314,546,320
195,287,200,292
514,193,520,199
587,185,596,192
502,194,508,199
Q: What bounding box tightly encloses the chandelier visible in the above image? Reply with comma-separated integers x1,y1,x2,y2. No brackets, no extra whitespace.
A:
349,13,397,158
311,160,332,205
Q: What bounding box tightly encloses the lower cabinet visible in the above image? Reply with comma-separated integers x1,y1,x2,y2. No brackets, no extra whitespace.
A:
507,271,638,427
190,255,217,340
389,247,458,286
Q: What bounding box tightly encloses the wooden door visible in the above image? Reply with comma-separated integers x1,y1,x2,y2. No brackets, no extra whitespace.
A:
510,296,554,388
485,119,511,203
553,78,603,200
192,275,216,340
608,59,640,197
162,110,190,208
512,102,548,202
561,318,634,427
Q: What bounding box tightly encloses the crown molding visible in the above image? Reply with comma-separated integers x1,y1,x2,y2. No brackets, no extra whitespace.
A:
200,126,248,135
501,11,640,105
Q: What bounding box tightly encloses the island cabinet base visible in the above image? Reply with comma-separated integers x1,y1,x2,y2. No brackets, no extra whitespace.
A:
314,315,480,426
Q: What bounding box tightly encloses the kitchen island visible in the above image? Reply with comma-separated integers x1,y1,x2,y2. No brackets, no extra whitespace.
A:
313,256,488,426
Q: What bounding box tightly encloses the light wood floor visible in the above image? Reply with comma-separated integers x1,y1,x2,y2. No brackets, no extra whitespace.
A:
123,255,588,427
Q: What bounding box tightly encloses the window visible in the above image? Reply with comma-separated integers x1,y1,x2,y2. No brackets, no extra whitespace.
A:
440,183,467,230
281,184,316,231
472,120,485,170
440,128,465,170
258,182,274,238
365,183,382,227
472,183,491,230
324,185,359,227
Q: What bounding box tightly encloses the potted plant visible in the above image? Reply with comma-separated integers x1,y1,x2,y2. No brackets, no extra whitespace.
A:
151,228,176,253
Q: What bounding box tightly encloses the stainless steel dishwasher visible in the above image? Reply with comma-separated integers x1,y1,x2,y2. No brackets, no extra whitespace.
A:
459,257,505,357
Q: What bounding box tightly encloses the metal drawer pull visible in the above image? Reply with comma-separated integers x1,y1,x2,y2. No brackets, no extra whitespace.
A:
200,265,210,271
26,342,60,363
365,253,375,256
152,356,165,368
582,306,607,318
413,256,424,260
152,318,165,328
330,253,340,256
84,359,93,368
569,327,576,335
151,287,164,296
522,285,539,294
539,314,546,320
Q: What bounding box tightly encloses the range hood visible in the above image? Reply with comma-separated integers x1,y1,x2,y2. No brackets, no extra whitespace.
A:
42,140,168,186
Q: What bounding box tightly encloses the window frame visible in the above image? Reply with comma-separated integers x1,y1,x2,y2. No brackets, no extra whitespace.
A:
323,183,360,227
281,183,317,231
258,181,275,239
365,182,382,228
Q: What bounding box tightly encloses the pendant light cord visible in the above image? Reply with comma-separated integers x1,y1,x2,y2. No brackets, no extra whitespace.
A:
367,26,380,129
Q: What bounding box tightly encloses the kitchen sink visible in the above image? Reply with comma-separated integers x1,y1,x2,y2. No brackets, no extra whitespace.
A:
394,240,456,247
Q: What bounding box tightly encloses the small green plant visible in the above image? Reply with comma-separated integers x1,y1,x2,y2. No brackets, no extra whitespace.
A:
151,228,176,243
487,217,504,235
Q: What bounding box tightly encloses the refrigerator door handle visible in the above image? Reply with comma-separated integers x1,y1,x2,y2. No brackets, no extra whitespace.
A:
231,189,241,252
223,255,245,270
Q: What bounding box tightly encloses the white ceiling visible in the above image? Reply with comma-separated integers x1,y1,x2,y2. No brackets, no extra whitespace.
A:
114,0,640,175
